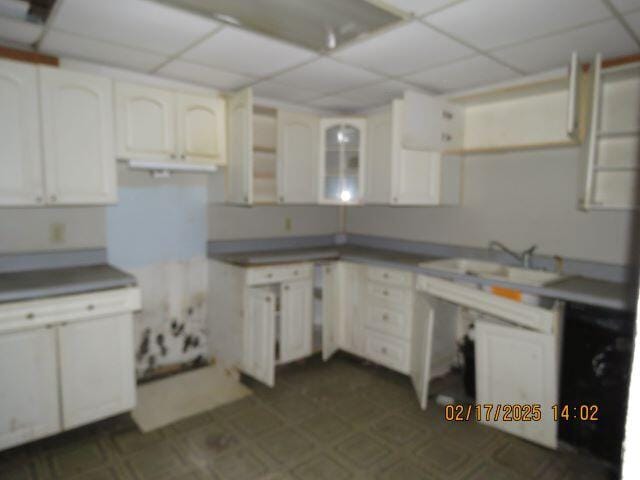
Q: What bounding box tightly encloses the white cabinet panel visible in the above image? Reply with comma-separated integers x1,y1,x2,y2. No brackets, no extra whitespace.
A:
280,279,312,363
392,149,441,205
322,263,341,361
411,294,435,410
227,88,253,204
403,90,445,150
475,319,558,449
0,328,60,450
0,59,43,206
277,110,319,204
244,288,275,386
365,109,392,204
116,82,176,160
177,92,226,165
58,314,136,430
40,67,116,205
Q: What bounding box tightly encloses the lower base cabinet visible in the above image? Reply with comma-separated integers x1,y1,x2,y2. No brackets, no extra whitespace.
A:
0,288,140,452
475,318,559,449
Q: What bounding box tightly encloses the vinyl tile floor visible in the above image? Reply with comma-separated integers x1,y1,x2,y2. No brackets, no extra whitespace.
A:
0,353,615,480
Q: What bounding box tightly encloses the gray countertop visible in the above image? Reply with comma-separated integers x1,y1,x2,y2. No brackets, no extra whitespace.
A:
0,264,137,304
213,246,633,311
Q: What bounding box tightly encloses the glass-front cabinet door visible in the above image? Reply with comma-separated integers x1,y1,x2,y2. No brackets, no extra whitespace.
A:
319,118,366,204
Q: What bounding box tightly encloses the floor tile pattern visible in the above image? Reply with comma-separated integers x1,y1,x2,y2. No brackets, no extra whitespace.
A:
0,354,614,479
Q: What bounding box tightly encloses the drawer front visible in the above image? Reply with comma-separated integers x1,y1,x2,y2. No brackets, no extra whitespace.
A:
246,263,312,286
366,304,411,340
364,329,410,374
367,283,409,307
0,288,141,334
367,266,412,287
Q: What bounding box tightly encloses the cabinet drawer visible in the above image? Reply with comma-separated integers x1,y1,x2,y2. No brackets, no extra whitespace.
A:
364,329,410,374
367,283,409,307
246,263,312,286
367,266,412,287
366,305,411,340
0,288,141,334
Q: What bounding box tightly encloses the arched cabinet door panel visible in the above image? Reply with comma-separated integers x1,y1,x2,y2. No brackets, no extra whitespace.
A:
0,59,43,206
177,92,226,165
115,82,176,161
40,67,116,205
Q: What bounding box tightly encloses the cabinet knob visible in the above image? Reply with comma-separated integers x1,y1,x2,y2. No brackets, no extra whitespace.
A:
87,304,95,311
383,273,389,279
266,273,273,278
279,196,284,203
180,154,186,160
283,285,290,291
170,153,177,160
381,347,388,354
382,314,389,321
35,196,43,204
382,290,388,296
26,312,35,320
441,133,452,142
293,270,298,275
442,110,453,120
50,194,57,202
265,297,271,303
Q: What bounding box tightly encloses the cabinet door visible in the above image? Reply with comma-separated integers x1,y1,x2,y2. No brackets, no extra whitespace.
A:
227,88,253,204
244,288,275,387
0,59,43,206
0,327,60,451
322,263,341,360
280,279,312,363
58,314,136,430
319,118,366,204
475,319,558,449
410,293,435,410
277,110,319,203
177,92,226,165
115,82,176,161
40,67,116,205
392,149,441,205
403,91,443,150
364,108,392,204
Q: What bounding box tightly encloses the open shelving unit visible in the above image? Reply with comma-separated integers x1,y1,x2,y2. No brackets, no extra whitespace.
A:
582,56,640,210
252,106,278,204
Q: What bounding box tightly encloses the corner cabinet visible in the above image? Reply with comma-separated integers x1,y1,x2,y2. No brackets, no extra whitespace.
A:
319,118,366,204
0,59,117,206
115,81,226,166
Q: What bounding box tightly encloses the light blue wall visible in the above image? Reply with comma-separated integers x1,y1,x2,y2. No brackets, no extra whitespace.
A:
106,184,207,269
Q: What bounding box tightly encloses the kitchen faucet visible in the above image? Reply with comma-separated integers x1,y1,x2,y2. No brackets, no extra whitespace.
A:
488,241,537,269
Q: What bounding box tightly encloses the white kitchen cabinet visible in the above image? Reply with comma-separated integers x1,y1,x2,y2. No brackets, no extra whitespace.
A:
410,293,435,410
0,59,43,206
319,118,366,204
40,67,116,205
58,314,136,430
365,95,461,206
475,318,559,449
177,92,226,165
280,279,313,363
0,327,60,451
277,110,319,204
115,81,226,167
116,82,176,161
322,263,342,361
403,90,463,151
227,87,255,204
243,288,276,387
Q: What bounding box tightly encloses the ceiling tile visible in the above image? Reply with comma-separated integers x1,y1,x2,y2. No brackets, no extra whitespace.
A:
182,26,316,77
252,80,320,103
425,0,611,50
625,10,640,37
271,58,382,95
493,19,638,74
611,0,640,14
40,30,167,72
378,0,461,16
306,95,365,113
340,80,418,106
157,60,253,90
406,55,519,92
0,17,42,45
50,0,218,55
333,21,473,76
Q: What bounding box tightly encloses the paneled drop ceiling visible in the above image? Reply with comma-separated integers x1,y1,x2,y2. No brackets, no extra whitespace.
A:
1,0,639,112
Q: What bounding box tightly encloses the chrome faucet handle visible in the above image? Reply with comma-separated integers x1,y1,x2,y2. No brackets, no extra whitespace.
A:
523,244,538,255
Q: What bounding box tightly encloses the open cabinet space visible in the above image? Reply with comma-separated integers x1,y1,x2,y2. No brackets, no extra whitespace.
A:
252,106,278,204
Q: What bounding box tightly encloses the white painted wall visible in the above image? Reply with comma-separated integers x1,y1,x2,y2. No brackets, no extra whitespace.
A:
347,148,635,266
0,206,105,253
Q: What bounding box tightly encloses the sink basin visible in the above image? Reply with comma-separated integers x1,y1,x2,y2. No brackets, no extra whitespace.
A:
419,257,564,306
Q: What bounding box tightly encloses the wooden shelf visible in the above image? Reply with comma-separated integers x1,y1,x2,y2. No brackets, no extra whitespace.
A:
444,139,578,156
597,129,640,138
594,165,640,172
253,145,276,154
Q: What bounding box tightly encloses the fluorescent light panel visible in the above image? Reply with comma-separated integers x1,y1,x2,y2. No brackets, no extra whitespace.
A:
153,0,403,52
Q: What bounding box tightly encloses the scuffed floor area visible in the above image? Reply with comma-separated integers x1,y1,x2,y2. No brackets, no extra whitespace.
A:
0,354,613,479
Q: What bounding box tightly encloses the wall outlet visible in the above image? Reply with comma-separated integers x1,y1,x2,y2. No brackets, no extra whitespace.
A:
50,223,66,244
284,217,292,232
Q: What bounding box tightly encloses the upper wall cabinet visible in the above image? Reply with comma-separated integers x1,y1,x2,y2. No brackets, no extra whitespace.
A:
444,53,585,154
581,55,640,211
40,67,116,205
115,81,226,166
365,93,461,206
226,87,319,205
319,118,366,205
0,59,117,207
0,59,43,206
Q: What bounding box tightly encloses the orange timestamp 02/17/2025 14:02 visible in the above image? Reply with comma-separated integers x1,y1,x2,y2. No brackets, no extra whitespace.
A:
444,404,600,422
